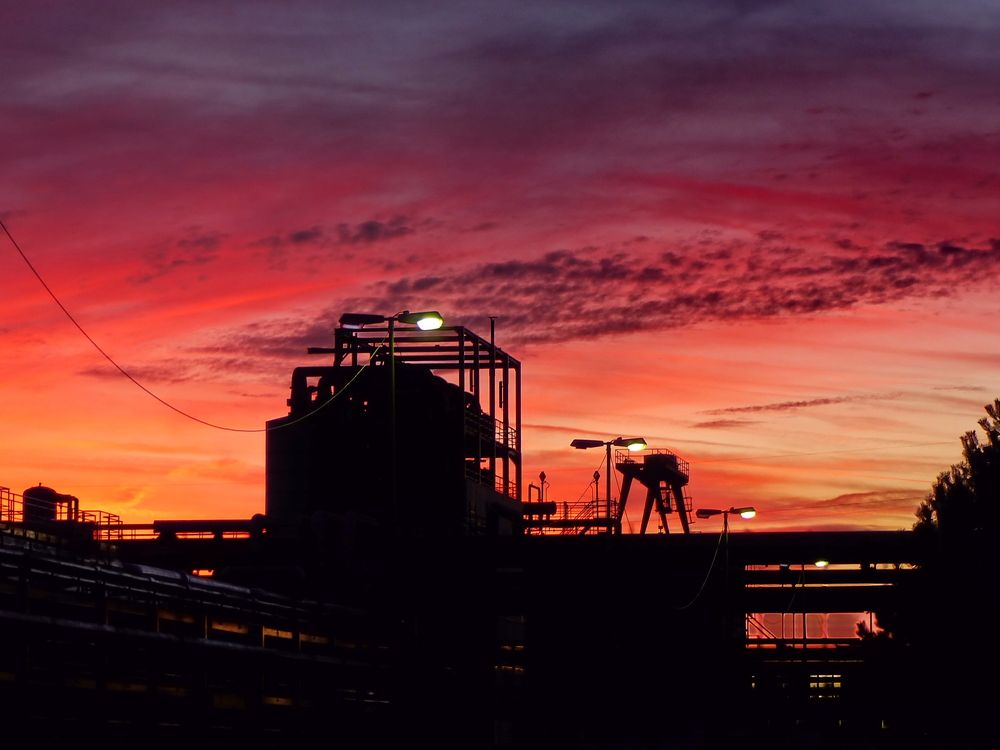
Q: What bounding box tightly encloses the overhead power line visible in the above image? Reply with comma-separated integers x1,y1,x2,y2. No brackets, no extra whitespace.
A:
2,217,374,433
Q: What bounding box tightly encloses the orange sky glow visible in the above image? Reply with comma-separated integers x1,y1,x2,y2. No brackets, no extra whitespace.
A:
3,2,999,532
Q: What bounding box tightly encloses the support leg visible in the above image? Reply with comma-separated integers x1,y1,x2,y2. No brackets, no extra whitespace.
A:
672,482,691,534
614,475,634,534
639,487,655,534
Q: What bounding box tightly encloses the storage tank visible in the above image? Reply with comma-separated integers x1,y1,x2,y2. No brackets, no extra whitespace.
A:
21,485,77,523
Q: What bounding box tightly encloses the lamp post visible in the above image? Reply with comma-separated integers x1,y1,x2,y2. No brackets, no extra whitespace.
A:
570,437,647,534
695,506,757,524
338,310,444,533
695,506,756,640
694,506,756,572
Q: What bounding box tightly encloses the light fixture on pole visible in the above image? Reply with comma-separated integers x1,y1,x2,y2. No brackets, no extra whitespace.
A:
570,437,647,534
694,505,757,567
338,310,445,533
695,506,757,521
338,311,443,331
694,506,757,640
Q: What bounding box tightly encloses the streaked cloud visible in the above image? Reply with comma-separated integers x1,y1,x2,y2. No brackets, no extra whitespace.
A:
4,0,1000,530
705,393,902,416
692,419,760,429
335,237,1000,344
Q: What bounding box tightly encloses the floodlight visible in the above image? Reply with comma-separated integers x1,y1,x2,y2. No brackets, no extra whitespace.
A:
568,435,650,534
814,560,829,568
613,437,647,451
397,310,444,330
339,312,387,329
734,507,757,519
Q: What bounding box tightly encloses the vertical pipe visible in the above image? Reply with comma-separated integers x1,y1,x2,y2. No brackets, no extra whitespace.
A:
473,337,480,397
606,443,613,534
724,511,731,640
802,565,807,648
474,336,481,481
502,354,510,498
515,358,522,501
389,318,397,534
458,328,466,392
489,318,497,480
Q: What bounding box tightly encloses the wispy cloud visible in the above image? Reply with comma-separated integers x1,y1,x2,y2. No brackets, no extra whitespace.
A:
692,419,760,429
333,237,1000,344
79,360,196,385
704,393,902,416
129,231,225,284
250,217,416,270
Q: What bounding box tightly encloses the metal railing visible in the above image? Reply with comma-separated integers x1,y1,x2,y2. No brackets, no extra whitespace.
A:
462,464,516,499
1,486,78,523
494,475,516,498
555,496,603,535
462,411,518,452
495,420,518,451
614,447,690,477
94,523,156,541
1,485,125,539
0,487,15,522
80,509,122,527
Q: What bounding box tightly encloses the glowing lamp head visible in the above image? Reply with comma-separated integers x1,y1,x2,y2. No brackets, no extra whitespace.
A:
610,437,647,451
416,314,443,330
735,507,757,519
397,310,444,330
814,559,829,568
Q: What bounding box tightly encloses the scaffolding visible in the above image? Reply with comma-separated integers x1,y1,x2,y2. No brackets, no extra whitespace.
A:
322,324,522,503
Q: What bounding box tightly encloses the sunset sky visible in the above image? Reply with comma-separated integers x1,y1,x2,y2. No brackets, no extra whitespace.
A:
3,1,999,531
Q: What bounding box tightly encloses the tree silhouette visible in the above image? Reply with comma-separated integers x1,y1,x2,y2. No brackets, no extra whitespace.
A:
905,399,1000,748
915,399,1000,547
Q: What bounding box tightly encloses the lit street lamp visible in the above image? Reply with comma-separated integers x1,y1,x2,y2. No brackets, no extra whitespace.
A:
696,506,757,522
570,437,647,534
338,310,444,533
694,506,757,546
695,506,756,639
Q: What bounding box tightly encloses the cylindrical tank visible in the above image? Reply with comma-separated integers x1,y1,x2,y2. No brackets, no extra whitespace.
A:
22,486,78,523
22,485,60,522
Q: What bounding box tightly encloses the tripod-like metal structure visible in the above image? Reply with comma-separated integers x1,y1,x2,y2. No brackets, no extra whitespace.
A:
615,449,692,534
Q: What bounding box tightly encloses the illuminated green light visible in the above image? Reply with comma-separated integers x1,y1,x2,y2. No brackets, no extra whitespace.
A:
398,310,444,330
417,316,442,330
610,437,646,451
814,559,829,568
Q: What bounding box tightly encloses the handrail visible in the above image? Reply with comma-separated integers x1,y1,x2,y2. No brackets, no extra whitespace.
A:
614,448,690,478
0,485,125,539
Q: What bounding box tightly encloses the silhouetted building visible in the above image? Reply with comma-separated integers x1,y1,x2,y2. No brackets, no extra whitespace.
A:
0,323,944,748
266,323,521,539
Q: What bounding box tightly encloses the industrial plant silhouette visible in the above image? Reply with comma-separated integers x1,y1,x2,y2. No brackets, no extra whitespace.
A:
0,317,983,748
